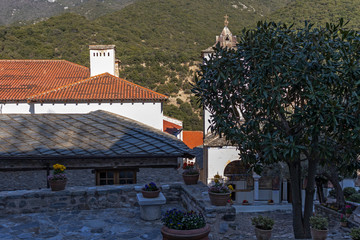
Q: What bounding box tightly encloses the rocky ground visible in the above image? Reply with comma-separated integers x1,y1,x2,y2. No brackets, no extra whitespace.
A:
0,205,352,239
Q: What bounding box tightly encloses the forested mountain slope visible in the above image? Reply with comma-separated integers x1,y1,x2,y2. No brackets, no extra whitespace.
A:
0,0,137,26
267,0,360,29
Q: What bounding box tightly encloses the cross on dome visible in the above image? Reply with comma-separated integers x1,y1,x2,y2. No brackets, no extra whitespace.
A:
224,14,229,27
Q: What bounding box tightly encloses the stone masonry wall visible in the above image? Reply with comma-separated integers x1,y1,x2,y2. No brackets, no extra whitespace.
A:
0,168,180,191
0,169,95,191
137,167,182,184
0,182,237,240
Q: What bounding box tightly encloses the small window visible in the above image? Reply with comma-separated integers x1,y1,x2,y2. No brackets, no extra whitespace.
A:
96,169,137,185
93,53,95,56
96,53,98,57
108,52,110,56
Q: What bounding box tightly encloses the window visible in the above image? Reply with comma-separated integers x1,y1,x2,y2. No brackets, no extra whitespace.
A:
96,169,136,185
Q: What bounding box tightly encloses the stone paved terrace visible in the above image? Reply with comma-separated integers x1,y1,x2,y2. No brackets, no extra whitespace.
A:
0,183,354,239
0,206,353,240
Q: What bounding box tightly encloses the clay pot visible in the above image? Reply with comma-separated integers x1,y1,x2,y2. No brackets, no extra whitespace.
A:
208,192,230,206
161,224,211,240
255,227,272,240
182,173,199,185
310,228,328,240
49,179,67,191
141,189,160,198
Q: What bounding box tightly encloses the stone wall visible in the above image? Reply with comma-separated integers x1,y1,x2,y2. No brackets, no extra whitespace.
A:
315,204,360,228
0,182,237,240
0,168,180,191
0,169,95,191
137,167,183,184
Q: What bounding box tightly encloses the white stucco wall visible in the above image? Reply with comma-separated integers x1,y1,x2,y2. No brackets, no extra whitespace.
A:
207,146,240,183
0,102,163,130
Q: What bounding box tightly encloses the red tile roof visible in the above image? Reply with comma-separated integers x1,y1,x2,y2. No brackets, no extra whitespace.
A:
183,131,203,149
29,73,168,102
0,60,89,102
163,119,182,135
0,60,167,103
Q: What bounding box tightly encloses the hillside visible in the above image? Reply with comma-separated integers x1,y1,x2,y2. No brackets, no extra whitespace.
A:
267,0,360,29
0,0,137,26
0,0,293,130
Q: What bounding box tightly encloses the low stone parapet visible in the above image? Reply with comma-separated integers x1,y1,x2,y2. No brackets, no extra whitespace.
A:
0,182,236,239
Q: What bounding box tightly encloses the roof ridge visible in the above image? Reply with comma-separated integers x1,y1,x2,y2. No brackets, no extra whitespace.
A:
115,74,168,99
28,72,168,101
0,59,90,71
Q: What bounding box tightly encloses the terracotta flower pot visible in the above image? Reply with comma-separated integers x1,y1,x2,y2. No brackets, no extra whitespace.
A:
161,224,211,240
182,173,199,185
208,192,230,206
310,228,328,240
141,188,160,198
255,227,272,240
340,222,347,227
49,179,67,191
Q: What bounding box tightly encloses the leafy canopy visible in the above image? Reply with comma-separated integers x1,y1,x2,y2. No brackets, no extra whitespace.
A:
194,20,360,166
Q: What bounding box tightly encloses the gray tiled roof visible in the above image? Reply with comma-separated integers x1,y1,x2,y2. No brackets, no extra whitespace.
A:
0,111,194,159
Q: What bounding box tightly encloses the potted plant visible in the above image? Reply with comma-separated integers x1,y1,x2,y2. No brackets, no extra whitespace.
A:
141,182,160,198
47,163,67,191
182,162,199,185
350,227,360,240
208,178,232,206
251,215,274,240
161,208,210,240
340,214,348,227
309,215,328,240
242,200,249,205
346,204,353,217
268,199,274,205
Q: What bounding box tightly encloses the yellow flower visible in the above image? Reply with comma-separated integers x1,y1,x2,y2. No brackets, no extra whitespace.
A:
228,185,234,191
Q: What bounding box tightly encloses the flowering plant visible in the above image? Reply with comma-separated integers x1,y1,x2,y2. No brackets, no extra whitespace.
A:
346,205,353,214
161,208,206,230
143,182,159,191
48,164,67,181
182,162,199,175
268,199,274,203
340,214,348,223
243,200,249,204
208,181,232,194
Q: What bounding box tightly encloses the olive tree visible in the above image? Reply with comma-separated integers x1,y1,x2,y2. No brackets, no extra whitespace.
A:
193,20,360,239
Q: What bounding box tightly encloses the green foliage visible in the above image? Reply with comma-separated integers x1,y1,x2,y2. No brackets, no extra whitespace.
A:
328,189,336,198
161,208,206,230
309,216,328,230
164,102,202,131
251,215,274,230
350,228,360,240
349,193,360,203
193,19,360,238
344,187,357,199
268,0,360,30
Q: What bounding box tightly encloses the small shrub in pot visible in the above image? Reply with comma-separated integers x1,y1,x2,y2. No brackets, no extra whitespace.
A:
350,228,360,240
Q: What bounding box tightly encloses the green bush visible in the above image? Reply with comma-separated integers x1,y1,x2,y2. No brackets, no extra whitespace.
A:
349,193,360,203
344,187,356,199
309,216,328,230
251,215,274,230
350,228,360,240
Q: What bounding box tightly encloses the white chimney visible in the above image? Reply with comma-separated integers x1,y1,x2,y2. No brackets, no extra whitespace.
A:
89,45,116,77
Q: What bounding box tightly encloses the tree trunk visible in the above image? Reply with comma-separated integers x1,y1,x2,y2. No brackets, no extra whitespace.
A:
304,158,318,238
325,165,345,209
315,178,325,203
288,161,306,239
